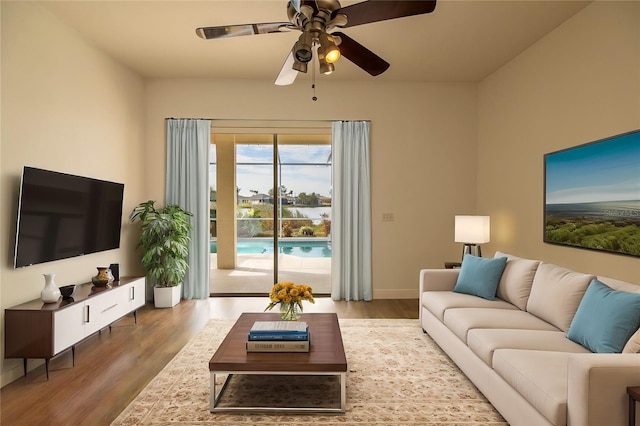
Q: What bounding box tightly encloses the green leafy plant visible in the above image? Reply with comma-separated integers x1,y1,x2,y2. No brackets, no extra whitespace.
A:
130,200,193,287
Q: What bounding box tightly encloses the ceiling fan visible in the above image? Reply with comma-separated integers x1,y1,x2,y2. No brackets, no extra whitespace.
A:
196,0,437,85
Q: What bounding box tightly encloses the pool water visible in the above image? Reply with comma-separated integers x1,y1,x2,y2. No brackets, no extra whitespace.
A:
210,239,332,258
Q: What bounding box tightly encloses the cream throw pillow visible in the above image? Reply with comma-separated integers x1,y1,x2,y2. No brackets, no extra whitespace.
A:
494,251,541,310
526,262,594,331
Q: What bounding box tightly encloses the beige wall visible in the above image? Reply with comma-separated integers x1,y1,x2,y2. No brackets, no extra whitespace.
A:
145,79,479,298
0,2,146,385
478,1,640,282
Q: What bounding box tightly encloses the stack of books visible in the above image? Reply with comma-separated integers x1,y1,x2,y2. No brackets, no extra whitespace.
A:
246,321,310,352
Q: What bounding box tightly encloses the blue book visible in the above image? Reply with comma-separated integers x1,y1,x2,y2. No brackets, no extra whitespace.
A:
248,332,309,341
248,321,309,341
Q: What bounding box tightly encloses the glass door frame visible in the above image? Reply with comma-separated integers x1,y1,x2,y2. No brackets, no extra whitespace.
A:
209,121,332,295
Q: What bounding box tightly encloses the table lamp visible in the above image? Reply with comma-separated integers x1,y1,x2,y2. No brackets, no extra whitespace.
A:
455,215,490,260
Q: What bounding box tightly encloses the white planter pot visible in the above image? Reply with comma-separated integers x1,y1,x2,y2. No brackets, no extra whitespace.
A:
153,284,182,308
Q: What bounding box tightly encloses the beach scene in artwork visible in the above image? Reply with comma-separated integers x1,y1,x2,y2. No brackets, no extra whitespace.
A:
544,131,640,257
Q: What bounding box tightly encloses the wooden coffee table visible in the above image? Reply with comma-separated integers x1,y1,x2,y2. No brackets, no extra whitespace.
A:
209,312,347,413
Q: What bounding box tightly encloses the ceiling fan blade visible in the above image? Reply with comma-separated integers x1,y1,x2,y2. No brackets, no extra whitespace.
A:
333,32,389,76
275,50,299,86
334,0,437,28
196,22,293,40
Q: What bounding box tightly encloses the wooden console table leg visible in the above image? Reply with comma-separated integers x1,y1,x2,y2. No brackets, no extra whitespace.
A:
45,358,50,380
628,386,640,426
23,359,27,378
72,346,76,367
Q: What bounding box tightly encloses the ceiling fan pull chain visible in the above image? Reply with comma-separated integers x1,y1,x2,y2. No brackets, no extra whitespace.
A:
312,58,318,102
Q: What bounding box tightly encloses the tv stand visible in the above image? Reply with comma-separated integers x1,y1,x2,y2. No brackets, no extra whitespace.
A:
4,276,145,379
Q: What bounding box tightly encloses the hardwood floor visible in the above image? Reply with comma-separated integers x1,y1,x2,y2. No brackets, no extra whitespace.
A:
0,297,418,425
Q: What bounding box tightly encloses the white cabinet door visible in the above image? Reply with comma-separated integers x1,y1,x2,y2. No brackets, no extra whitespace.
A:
53,303,86,354
128,278,146,311
84,285,128,335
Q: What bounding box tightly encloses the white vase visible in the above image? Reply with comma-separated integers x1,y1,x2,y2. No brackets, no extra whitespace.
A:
41,273,61,303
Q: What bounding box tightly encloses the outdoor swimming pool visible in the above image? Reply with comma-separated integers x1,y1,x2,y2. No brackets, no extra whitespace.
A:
210,239,332,258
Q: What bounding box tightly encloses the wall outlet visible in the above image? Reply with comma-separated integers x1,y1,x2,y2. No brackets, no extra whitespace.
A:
382,213,394,222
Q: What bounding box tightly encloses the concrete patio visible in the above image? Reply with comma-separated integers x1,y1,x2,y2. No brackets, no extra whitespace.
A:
209,253,331,295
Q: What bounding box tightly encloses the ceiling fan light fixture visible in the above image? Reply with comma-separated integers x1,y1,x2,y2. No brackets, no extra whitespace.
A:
319,32,341,63
293,58,308,73
294,31,313,63
319,58,335,75
324,46,340,63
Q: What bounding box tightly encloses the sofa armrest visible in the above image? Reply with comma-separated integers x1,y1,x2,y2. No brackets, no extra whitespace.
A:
419,269,460,294
567,353,640,426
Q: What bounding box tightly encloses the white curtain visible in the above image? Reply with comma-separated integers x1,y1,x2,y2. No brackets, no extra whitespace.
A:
166,119,211,299
331,121,372,301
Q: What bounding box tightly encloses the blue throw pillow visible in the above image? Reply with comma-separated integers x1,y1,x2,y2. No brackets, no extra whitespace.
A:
453,255,507,300
567,279,640,353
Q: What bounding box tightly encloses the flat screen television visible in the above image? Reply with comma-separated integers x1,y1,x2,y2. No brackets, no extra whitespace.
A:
14,166,125,268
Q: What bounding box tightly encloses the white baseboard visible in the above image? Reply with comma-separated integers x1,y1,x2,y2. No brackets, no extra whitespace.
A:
372,288,417,299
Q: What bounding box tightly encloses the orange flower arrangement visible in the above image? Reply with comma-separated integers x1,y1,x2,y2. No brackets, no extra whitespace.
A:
265,282,315,319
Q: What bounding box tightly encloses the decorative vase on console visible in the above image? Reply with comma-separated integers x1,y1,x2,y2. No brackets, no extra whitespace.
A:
92,267,111,287
41,273,61,303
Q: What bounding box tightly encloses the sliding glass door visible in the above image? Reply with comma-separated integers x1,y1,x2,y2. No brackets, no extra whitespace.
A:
209,132,332,295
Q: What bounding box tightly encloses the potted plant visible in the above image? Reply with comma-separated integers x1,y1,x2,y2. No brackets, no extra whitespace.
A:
130,200,192,308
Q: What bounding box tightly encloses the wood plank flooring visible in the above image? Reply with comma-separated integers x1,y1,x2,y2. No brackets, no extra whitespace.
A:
0,297,418,426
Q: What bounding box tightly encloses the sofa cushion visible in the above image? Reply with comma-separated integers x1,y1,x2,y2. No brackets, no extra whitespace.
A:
493,349,571,426
422,290,519,322
567,279,640,353
494,251,540,310
453,255,507,300
526,262,594,332
624,328,640,353
468,329,591,366
597,276,640,353
443,308,559,343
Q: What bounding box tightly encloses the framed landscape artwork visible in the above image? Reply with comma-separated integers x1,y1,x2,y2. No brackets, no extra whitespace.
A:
544,129,640,257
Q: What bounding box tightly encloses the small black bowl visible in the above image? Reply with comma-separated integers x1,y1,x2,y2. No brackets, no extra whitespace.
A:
59,285,76,299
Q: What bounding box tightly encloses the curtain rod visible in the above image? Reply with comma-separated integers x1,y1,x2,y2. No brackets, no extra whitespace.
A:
165,117,211,120
165,118,370,133
165,118,371,123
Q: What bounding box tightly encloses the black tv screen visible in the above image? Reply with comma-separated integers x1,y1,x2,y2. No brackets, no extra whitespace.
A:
14,167,124,268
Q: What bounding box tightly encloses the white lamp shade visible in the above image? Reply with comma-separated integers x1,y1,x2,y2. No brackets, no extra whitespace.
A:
455,215,490,244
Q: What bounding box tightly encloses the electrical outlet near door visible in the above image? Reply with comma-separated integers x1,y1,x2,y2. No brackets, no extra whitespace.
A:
382,213,394,222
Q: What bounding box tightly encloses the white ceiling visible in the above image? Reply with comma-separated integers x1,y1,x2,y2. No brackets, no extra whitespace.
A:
40,0,591,83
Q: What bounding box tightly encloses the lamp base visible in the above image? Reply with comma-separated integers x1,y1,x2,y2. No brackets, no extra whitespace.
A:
461,244,482,261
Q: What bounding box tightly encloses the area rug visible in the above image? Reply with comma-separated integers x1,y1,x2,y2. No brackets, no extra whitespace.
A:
112,319,506,425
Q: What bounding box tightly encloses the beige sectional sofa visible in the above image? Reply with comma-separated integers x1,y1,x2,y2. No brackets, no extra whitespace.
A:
419,252,640,426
